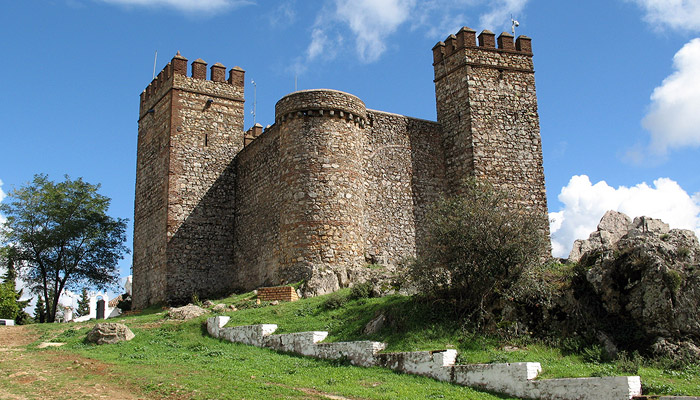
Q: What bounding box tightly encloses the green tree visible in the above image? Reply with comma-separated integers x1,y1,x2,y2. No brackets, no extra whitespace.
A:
408,178,549,327
0,174,128,323
0,281,19,320
1,247,31,324
76,287,90,317
34,295,46,323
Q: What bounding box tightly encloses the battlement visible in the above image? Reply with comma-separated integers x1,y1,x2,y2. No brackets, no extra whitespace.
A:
432,27,533,64
139,52,245,108
243,123,264,146
274,89,368,128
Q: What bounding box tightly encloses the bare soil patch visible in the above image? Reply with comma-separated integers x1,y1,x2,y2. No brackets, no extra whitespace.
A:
0,326,179,400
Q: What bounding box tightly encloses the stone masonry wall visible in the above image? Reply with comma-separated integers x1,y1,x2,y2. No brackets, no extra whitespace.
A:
233,124,281,290
165,60,245,304
363,111,445,264
276,90,368,295
133,75,173,308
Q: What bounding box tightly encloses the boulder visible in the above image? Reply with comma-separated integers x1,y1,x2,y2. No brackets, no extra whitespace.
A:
569,210,631,263
86,323,135,345
363,313,387,335
574,211,700,359
168,304,208,320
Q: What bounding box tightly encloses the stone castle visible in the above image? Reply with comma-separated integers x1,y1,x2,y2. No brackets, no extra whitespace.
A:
133,27,549,308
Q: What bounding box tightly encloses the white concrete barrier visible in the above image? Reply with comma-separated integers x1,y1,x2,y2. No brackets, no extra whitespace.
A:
206,318,642,400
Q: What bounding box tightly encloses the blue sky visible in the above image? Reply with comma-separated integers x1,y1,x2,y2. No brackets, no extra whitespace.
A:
1,0,699,296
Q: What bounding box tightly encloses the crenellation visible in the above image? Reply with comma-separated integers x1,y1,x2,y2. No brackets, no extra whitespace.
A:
444,34,457,56
210,62,226,82
432,41,445,64
456,26,477,48
516,35,532,53
478,29,496,48
134,27,551,307
497,32,515,50
191,58,207,80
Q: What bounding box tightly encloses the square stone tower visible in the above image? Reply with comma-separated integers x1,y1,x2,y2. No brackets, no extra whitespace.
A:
433,28,550,238
133,53,245,308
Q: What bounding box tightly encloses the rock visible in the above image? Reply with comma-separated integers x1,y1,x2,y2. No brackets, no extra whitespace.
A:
574,211,700,360
86,323,135,345
270,300,279,306
363,313,387,335
569,210,631,262
168,304,208,320
229,305,238,311
203,300,215,307
302,268,340,297
212,303,226,312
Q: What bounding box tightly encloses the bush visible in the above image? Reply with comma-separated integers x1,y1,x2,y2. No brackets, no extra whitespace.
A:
349,282,373,300
321,292,347,310
408,178,549,326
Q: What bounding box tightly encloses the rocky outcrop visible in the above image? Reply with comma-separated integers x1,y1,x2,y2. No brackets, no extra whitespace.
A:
86,323,135,345
569,211,633,263
573,211,700,359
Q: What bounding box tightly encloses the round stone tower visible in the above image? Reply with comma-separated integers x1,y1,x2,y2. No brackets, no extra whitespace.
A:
275,89,368,295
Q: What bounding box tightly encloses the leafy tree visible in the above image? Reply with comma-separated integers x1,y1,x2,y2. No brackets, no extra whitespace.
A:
34,295,46,323
0,174,128,323
408,178,549,327
76,287,90,317
0,281,19,320
1,247,31,324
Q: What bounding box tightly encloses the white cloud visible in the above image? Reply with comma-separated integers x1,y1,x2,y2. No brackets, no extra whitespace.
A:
334,0,415,62
627,0,700,31
307,28,330,61
642,38,700,154
549,175,700,258
479,0,529,32
97,0,252,14
269,1,297,27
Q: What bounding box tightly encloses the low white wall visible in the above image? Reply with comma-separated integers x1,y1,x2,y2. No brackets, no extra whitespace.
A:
206,317,642,400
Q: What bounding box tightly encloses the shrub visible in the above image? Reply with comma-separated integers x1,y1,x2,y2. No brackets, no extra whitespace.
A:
349,282,373,300
408,178,549,326
321,292,347,310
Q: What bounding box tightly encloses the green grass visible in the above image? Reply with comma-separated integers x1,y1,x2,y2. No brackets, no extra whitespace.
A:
29,290,700,398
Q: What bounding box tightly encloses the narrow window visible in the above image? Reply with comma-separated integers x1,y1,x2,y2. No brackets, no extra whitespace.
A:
204,134,208,147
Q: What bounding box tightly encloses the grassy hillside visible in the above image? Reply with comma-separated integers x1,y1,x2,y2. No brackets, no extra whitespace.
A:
15,290,700,399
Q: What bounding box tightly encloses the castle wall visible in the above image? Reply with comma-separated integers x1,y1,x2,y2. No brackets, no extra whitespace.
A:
234,125,282,290
362,111,445,264
165,68,244,303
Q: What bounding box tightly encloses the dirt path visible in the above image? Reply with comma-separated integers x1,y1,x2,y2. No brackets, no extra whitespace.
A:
0,325,167,400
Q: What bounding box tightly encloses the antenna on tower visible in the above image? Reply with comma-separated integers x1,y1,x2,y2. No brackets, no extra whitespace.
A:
251,80,257,126
152,50,158,79
511,15,520,36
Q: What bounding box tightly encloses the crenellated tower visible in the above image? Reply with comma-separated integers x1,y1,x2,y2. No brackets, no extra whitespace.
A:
433,28,550,240
133,53,245,308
